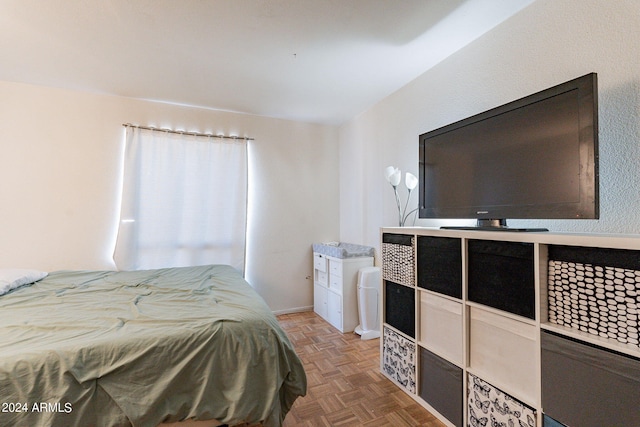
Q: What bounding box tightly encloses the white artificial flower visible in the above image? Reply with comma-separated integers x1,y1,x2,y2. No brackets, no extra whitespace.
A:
405,172,418,190
384,166,401,187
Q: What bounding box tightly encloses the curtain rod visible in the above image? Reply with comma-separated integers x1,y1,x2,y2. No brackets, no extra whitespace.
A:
122,123,254,141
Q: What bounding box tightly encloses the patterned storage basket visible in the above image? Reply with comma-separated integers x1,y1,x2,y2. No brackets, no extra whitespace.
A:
382,234,415,286
382,326,416,394
548,259,640,348
468,373,536,427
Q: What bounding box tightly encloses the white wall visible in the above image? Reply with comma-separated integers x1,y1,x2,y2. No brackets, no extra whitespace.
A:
5,0,639,313
0,81,339,313
339,0,640,256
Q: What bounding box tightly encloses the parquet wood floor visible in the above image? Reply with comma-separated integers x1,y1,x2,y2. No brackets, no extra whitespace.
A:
276,311,445,427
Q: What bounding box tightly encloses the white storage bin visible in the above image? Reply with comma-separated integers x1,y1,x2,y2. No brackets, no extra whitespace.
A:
329,258,343,277
314,284,328,319
469,307,538,405
314,253,327,272
315,270,328,287
329,274,342,294
327,291,342,331
420,292,463,366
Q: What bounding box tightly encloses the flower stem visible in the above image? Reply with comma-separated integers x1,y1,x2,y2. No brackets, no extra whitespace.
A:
393,187,402,226
401,188,412,226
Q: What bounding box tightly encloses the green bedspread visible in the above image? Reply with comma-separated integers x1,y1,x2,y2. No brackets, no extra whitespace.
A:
0,265,306,427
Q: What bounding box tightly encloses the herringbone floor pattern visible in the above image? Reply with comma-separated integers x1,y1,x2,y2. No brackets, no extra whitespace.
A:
277,311,445,427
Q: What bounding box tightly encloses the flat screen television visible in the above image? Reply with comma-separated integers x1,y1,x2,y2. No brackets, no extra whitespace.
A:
418,73,598,231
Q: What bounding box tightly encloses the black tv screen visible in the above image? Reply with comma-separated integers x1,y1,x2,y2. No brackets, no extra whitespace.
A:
419,73,598,229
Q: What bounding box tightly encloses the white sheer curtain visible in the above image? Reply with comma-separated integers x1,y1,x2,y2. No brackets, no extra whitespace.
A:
114,126,247,272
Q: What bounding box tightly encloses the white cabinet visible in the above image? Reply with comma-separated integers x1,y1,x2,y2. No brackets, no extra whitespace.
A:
313,252,373,333
313,281,328,319
326,291,342,331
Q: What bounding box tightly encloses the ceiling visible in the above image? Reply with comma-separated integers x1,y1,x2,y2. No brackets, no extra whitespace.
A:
0,0,533,125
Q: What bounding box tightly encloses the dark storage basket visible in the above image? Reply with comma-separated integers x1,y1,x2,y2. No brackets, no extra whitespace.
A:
417,236,462,299
468,240,535,319
419,347,462,427
541,330,640,427
384,280,415,338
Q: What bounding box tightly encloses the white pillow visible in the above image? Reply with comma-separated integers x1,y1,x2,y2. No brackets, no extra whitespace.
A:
0,269,48,296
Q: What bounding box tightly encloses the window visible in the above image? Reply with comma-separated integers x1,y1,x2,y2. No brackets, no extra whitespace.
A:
114,126,247,272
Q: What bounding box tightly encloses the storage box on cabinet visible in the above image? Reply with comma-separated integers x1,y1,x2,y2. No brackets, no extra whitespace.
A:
547,245,640,348
329,257,343,296
419,291,463,365
314,252,328,273
328,274,342,294
384,281,415,337
417,236,462,298
468,239,536,319
326,291,342,331
329,258,343,277
468,373,537,427
382,233,415,286
314,284,328,319
541,330,640,427
419,347,463,427
314,253,329,287
382,326,416,394
468,307,538,405
315,270,328,287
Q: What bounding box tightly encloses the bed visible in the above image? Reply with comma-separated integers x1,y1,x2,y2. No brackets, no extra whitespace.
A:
0,264,306,427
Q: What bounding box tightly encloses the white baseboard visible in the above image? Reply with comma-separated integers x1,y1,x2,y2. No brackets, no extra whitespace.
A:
272,305,313,316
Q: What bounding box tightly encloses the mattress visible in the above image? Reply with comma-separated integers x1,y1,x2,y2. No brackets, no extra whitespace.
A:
0,264,306,427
